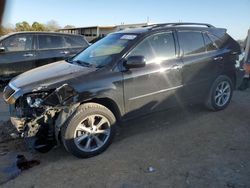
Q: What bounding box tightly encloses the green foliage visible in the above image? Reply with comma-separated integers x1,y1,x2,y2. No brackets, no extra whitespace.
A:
0,25,15,35
32,22,46,31
1,20,63,35
15,21,32,31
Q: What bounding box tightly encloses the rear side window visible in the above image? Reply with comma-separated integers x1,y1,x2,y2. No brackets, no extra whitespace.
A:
3,34,33,52
203,33,218,51
177,31,205,55
208,33,223,48
128,32,176,64
38,35,64,49
64,36,88,48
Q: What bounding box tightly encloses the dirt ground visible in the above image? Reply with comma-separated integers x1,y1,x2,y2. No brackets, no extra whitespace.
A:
0,89,250,188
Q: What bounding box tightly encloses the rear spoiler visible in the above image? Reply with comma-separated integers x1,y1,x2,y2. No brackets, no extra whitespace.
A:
210,28,227,38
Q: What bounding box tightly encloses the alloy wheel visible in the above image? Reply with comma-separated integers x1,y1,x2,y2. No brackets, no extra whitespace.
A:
214,81,231,107
74,114,111,152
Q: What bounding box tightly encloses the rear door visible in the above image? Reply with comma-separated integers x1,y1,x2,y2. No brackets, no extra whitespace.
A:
177,30,223,101
123,31,183,117
63,35,89,58
0,33,36,79
35,34,68,67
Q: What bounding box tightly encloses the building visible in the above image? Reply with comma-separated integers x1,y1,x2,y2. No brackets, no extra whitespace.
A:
58,23,151,42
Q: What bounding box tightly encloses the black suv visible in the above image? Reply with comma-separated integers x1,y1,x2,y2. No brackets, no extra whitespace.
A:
3,23,241,158
0,32,89,81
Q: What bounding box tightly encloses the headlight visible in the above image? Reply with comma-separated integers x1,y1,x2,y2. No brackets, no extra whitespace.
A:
25,92,49,108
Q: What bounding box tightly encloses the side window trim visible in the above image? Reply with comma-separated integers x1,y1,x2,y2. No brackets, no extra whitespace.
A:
202,32,218,52
207,32,221,49
34,34,38,50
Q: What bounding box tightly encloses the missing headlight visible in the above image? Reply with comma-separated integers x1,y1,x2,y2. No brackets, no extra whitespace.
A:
25,92,49,108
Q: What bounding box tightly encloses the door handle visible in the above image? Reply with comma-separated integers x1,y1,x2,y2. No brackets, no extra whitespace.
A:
214,56,223,61
171,64,182,70
23,53,34,57
60,51,70,55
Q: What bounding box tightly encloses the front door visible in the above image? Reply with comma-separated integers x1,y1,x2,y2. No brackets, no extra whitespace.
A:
0,33,36,79
123,31,183,117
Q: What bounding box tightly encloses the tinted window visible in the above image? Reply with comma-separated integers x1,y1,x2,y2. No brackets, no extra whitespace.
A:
128,32,176,64
3,34,33,52
64,36,88,47
204,33,217,51
178,31,205,55
208,33,222,48
38,35,64,49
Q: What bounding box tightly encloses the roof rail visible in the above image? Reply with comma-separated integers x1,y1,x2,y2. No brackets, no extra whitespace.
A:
149,22,215,29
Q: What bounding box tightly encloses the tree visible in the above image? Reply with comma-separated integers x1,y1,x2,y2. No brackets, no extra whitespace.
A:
45,20,61,31
0,25,15,35
15,21,31,31
64,25,75,29
31,22,46,31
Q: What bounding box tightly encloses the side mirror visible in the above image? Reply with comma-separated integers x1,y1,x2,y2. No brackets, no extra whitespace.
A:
0,47,5,52
124,56,146,69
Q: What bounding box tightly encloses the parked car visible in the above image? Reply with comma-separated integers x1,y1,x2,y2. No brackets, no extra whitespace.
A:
3,23,241,158
0,31,89,81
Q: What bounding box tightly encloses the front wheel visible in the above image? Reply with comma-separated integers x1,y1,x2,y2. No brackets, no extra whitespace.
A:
205,75,233,111
61,103,116,158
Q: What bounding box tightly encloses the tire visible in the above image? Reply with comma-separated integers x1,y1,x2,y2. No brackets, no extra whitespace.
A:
205,75,233,111
61,103,116,158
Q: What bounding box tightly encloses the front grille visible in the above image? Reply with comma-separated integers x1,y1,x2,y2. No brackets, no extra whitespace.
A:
3,85,15,100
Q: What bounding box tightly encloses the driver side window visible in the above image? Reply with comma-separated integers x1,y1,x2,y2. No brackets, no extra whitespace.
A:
128,32,176,64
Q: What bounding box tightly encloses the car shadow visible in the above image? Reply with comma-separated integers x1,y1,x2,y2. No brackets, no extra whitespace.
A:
115,103,207,143
40,103,208,161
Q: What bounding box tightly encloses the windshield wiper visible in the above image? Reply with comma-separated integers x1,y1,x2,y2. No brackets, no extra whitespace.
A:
70,60,94,67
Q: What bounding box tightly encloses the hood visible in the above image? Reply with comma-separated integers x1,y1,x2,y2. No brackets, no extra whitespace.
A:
10,60,96,92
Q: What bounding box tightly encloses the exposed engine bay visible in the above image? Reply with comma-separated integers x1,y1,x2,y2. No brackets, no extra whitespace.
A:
8,84,80,152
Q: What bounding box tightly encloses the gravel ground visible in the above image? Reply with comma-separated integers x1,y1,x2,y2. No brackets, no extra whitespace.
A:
0,89,249,188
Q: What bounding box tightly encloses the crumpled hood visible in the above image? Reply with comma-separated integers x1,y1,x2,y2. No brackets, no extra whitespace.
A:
10,60,96,92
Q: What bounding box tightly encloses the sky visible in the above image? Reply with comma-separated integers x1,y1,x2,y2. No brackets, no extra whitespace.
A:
2,0,250,40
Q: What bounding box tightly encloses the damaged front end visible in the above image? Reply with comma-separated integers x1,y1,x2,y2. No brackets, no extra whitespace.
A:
4,83,80,152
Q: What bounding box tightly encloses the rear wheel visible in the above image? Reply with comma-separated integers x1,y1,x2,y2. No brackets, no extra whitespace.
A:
205,75,233,111
61,103,116,158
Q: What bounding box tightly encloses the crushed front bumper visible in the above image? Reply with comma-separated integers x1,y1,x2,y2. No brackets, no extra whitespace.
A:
10,116,26,133
9,104,26,133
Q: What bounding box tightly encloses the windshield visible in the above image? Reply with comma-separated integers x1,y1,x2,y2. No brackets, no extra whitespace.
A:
71,33,137,68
